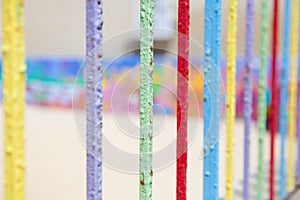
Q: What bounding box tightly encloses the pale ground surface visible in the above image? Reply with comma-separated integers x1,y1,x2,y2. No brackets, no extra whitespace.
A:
0,105,296,199
290,190,300,200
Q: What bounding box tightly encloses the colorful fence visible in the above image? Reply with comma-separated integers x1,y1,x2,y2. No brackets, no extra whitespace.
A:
1,0,300,200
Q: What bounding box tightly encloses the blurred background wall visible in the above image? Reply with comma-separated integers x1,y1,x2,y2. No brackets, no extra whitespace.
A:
0,0,287,114
0,0,286,58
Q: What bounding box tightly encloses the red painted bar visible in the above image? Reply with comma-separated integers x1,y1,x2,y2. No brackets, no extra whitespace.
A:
176,0,189,199
270,0,279,199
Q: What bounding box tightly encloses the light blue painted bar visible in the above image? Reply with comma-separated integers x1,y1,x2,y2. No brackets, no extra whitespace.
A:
203,0,221,199
279,0,291,198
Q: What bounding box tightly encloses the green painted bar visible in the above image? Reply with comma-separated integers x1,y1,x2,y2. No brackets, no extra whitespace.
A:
257,0,269,199
139,0,154,199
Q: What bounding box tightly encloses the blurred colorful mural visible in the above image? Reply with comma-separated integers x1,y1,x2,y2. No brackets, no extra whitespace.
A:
0,56,284,119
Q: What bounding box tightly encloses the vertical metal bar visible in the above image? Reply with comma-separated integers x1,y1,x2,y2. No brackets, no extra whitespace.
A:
203,0,221,199
225,0,238,199
139,0,154,199
3,0,26,199
86,0,103,199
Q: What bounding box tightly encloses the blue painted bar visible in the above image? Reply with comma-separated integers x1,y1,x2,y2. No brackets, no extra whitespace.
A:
203,0,221,199
279,0,291,198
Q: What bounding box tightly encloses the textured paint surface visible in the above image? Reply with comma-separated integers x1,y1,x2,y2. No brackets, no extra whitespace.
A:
3,0,26,199
279,0,291,198
177,1,189,200
269,0,279,199
287,0,299,192
86,0,103,199
257,1,269,199
225,0,238,199
243,0,254,199
139,0,154,199
203,0,221,199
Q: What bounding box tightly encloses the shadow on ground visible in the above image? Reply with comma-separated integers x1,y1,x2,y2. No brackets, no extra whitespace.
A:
286,187,300,200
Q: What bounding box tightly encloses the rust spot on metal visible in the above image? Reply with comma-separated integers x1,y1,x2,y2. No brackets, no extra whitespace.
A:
140,178,145,185
150,170,153,177
150,46,153,52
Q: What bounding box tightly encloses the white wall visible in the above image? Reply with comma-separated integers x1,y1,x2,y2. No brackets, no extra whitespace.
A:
0,0,285,57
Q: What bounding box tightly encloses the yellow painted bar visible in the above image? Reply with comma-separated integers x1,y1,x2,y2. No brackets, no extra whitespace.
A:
226,0,238,199
2,0,26,199
287,0,299,192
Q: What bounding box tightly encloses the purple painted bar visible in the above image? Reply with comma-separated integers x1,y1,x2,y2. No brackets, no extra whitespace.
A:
86,0,103,199
243,0,254,199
